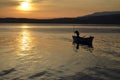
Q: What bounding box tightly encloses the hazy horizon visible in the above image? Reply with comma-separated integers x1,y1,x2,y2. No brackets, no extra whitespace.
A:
0,0,120,19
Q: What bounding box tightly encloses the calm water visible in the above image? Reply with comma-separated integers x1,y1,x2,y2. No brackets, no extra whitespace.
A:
0,23,120,80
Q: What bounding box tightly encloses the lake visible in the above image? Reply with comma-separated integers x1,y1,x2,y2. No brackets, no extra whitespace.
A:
0,23,120,80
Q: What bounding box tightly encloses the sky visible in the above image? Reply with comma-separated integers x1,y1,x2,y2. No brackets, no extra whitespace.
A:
0,0,120,19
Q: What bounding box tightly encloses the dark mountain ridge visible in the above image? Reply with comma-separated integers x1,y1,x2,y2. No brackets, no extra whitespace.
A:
0,11,120,24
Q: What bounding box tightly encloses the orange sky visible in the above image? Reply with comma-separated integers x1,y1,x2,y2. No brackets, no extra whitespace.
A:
0,0,120,19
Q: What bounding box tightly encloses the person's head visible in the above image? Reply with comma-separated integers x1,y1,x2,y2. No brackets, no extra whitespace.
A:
74,30,79,36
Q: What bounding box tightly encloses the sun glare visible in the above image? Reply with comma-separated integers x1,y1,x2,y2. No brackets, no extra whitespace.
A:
19,1,31,11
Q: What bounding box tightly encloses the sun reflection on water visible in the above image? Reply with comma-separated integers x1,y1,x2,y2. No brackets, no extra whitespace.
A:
20,30,31,51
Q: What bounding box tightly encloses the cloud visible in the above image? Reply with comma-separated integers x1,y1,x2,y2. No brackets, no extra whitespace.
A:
0,0,43,7
0,0,20,7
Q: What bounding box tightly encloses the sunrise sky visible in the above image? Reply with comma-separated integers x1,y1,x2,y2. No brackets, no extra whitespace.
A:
0,0,120,19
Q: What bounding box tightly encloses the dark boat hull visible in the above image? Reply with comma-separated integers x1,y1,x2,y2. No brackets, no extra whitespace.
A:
72,36,94,47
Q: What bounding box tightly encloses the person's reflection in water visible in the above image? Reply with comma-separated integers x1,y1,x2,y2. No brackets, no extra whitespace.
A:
76,44,79,49
73,44,79,52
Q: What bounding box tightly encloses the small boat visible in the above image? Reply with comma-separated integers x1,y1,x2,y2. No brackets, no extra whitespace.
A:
72,36,94,47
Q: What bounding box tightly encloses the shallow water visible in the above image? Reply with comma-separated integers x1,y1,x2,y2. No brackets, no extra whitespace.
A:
0,23,120,80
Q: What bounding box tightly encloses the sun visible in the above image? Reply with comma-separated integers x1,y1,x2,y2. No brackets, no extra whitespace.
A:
19,1,31,11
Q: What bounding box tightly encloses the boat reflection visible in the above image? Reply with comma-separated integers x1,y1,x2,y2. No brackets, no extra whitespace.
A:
73,43,94,53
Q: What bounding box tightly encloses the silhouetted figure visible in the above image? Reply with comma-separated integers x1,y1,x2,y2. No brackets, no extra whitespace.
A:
74,30,80,37
73,30,80,49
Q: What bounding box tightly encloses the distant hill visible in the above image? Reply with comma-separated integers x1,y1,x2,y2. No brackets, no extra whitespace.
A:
85,11,120,16
0,11,120,24
76,11,120,24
